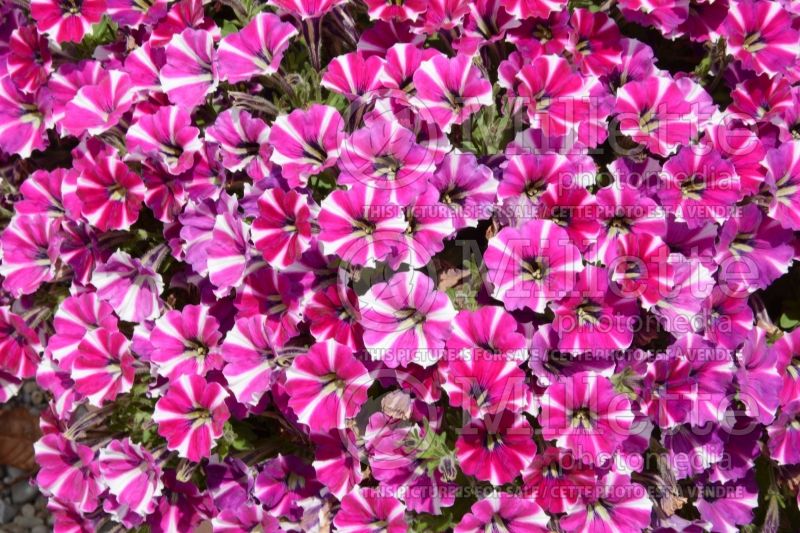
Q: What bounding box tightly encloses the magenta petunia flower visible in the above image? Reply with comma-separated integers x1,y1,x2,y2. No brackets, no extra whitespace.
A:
455,492,549,533
728,74,793,125
268,0,346,18
447,306,527,363
540,372,634,464
148,304,223,381
321,51,384,101
614,75,696,156
714,204,794,293
428,150,497,230
610,232,674,309
534,182,600,252
338,119,436,205
412,53,493,133
268,104,345,188
159,29,218,109
207,194,252,294
311,428,363,500
126,105,203,177
567,9,622,76
107,0,168,26
501,0,565,19
98,438,163,518
34,433,101,512
333,486,407,533
91,250,165,323
205,108,271,181
659,147,741,228
318,186,405,266
0,60,48,158
71,328,135,407
0,214,60,297
30,0,106,43
386,185,454,269
77,155,145,231
285,340,369,431
62,70,135,136
455,411,536,485
723,0,800,76
764,140,800,230
153,374,231,462
217,13,298,82
735,327,782,424
561,470,652,532
522,446,595,514
498,153,579,218
234,267,304,345
251,188,314,270
0,308,41,380
305,284,363,350
360,271,456,368
695,474,758,533
254,454,321,516
7,26,52,93
221,315,277,407
701,287,753,352
484,219,583,313
767,401,800,464
552,264,638,355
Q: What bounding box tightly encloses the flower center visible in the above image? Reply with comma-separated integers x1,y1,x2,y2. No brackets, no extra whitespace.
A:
743,32,766,53
521,256,546,281
571,407,595,430
680,173,707,200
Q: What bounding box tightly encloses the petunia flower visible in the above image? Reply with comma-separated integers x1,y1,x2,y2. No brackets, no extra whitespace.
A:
220,315,278,408
500,0,566,19
0,214,60,297
540,372,634,464
561,470,652,532
723,0,800,76
764,139,800,230
455,492,549,533
412,53,493,133
455,411,537,485
91,250,165,323
428,150,498,231
333,486,407,533
77,155,145,231
63,70,136,136
34,433,102,512
254,454,322,517
153,374,231,462
217,12,298,82
311,429,363,500
30,0,106,43
6,25,52,93
700,287,754,351
734,327,782,424
71,328,135,407
159,28,219,109
285,340,370,432
0,60,48,158
321,51,385,101
498,153,580,220
0,308,41,380
205,108,271,181
98,438,163,518
567,9,623,76
522,446,595,514
126,105,203,176
107,0,168,27
609,232,674,309
148,304,223,381
268,104,345,188
695,474,758,533
484,219,583,313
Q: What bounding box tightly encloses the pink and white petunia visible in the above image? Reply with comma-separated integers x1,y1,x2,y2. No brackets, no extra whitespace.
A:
567,9,623,76
455,492,549,533
360,271,456,368
428,150,497,230
561,470,652,532
412,53,493,133
159,29,219,109
0,308,41,380
30,0,106,43
217,13,297,82
0,60,48,158
205,108,271,181
333,486,407,533
153,374,231,462
0,214,60,297
320,51,385,101
107,0,168,27
207,193,252,294
610,232,674,309
484,219,583,313
311,429,363,500
221,315,278,407
764,140,800,230
723,0,800,76
251,188,314,270
318,186,406,267
540,372,634,464
148,304,223,381
455,411,537,485
522,446,595,514
77,155,145,231
285,340,369,431
268,104,345,188
305,285,364,350
6,26,52,93
126,105,203,176
91,250,165,323
34,433,102,512
62,70,136,136
501,0,566,19
98,438,163,518
71,328,135,407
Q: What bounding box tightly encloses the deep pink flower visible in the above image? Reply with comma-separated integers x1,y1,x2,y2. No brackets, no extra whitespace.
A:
498,153,579,217
484,220,583,313
764,140,800,230
153,374,231,462
0,308,41,380
108,0,168,26
268,104,345,188
455,492,549,533
34,433,101,512
0,214,60,297
447,306,528,364
311,429,363,500
0,60,48,158
360,271,456,368
735,327,782,424
207,194,252,294
387,185,455,268
98,438,163,518
63,70,135,136
91,250,165,323
428,150,498,230
561,470,652,532
206,108,271,181
727,74,793,125
221,315,278,407
268,0,346,18
610,232,674,309
522,446,595,514
701,287,754,351
7,26,52,93
567,9,622,76
723,0,800,76
305,285,363,350
217,13,298,82
333,486,407,533
412,53,493,133
71,328,135,407
254,454,321,517
148,304,223,381
30,0,106,43
321,51,384,101
540,372,634,464
251,188,314,270
456,411,536,485
695,474,758,533
285,340,369,431
501,0,565,19
126,105,202,176
160,29,218,109
77,155,145,231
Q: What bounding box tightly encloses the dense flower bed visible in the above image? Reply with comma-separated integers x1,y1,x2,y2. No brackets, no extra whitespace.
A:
1,0,800,531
